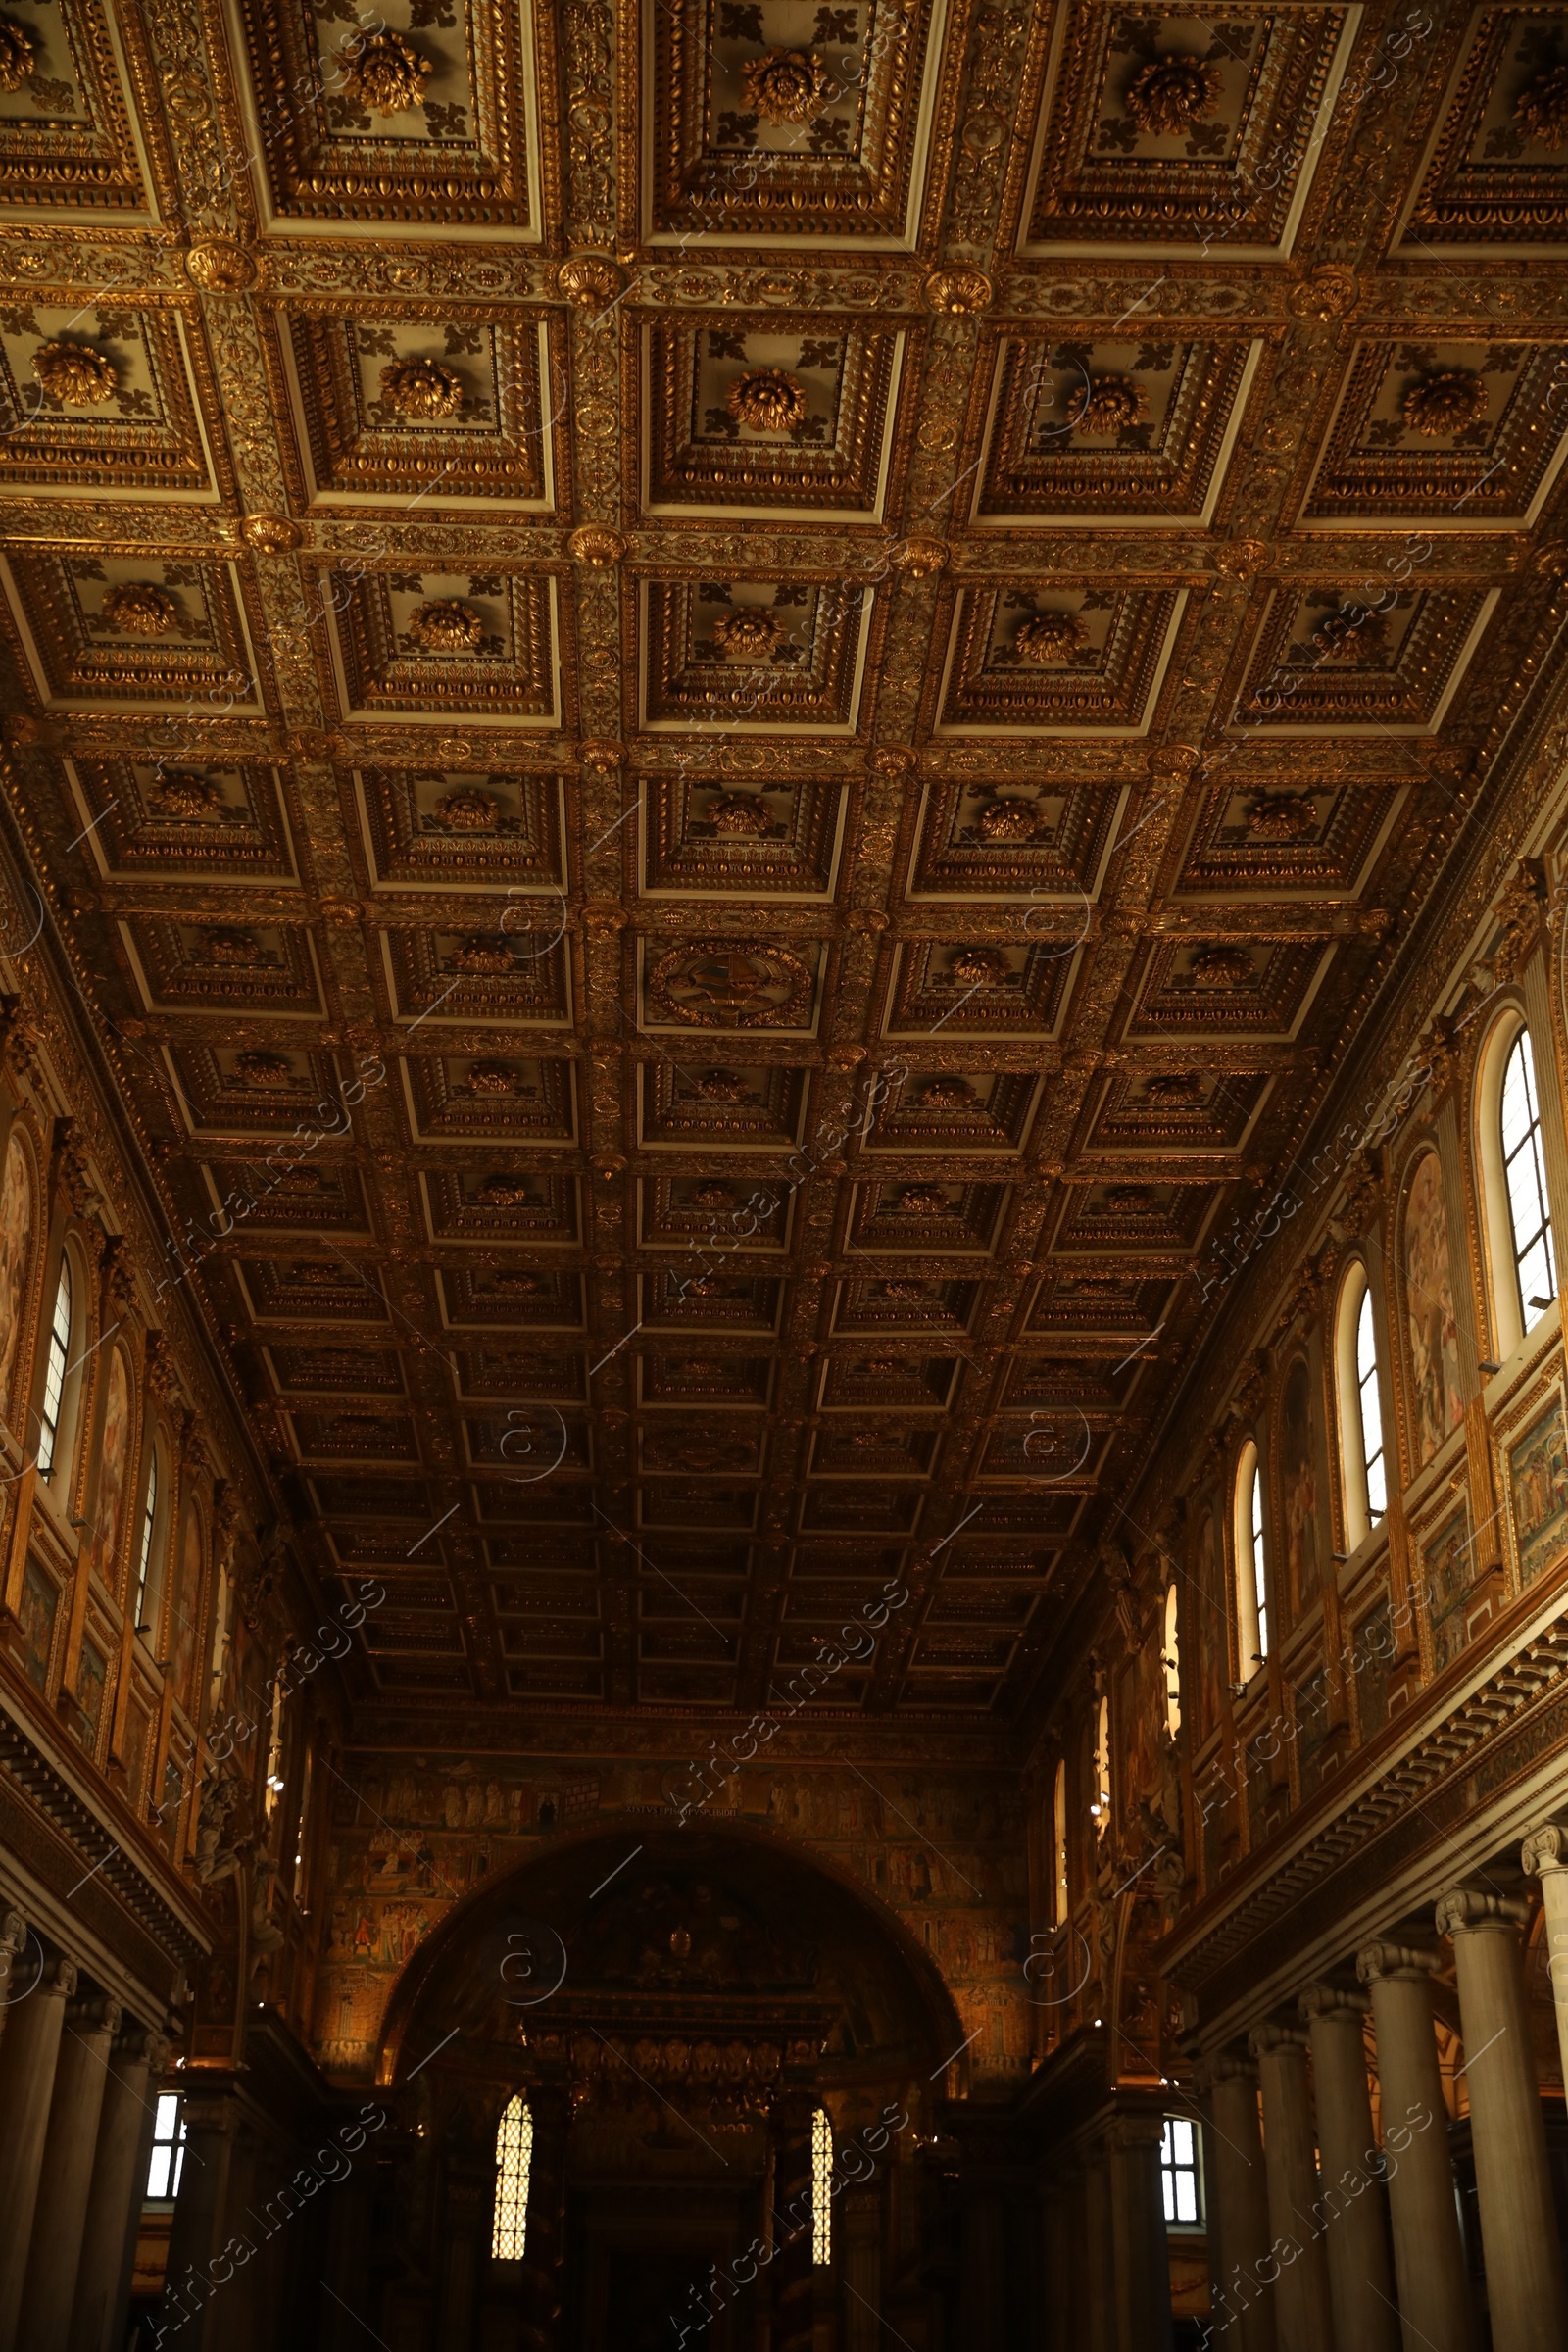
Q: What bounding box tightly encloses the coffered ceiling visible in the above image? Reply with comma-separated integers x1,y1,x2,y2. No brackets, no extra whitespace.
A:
2,0,1567,1739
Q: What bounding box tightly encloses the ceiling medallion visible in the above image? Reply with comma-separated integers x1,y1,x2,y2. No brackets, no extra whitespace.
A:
922,1075,976,1107
1065,375,1148,433
1124,54,1223,136
242,514,303,554
1144,1072,1201,1102
710,610,784,661
690,1180,733,1209
336,28,432,116
889,538,949,579
408,599,484,654
380,356,465,420
923,269,993,317
725,368,808,434
1312,605,1386,659
557,256,623,312
578,741,624,769
694,1069,750,1101
648,938,812,1028
1013,612,1087,664
1400,369,1489,437
30,340,115,407
0,15,32,90
453,935,514,974
235,1051,293,1088
436,786,500,831
743,48,828,122
198,925,257,966
977,796,1042,842
1212,539,1267,581
1190,946,1253,990
708,791,776,838
882,1278,926,1301
1288,265,1357,321
184,240,256,294
948,946,1008,986
476,1174,533,1208
150,771,223,819
102,583,176,636
1247,792,1317,841
899,1183,946,1214
568,525,626,567
494,1270,540,1293
1516,65,1568,147
467,1061,520,1094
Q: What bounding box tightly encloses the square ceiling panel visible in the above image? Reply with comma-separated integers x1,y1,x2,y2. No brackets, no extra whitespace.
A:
0,303,218,496
639,577,874,732
969,333,1261,526
637,1057,808,1151
200,1158,371,1237
64,759,296,883
437,1266,584,1330
933,583,1187,735
119,917,321,1016
281,315,557,507
641,317,906,516
397,1054,577,1146
326,566,560,726
1019,1,1355,256
858,1067,1039,1153
640,778,848,897
355,767,565,892
0,0,149,212
162,1044,351,1139
644,0,955,246
638,932,824,1035
1172,777,1406,897
1397,6,1568,253
1,556,260,712
907,778,1124,900
378,925,572,1029
1081,1066,1268,1158
881,939,1076,1039
235,1257,393,1327
265,1345,408,1398
1125,936,1332,1042
420,1168,581,1247
231,0,540,231
1230,584,1499,733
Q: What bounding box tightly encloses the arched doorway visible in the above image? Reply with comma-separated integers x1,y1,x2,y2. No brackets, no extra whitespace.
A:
370,1818,964,2352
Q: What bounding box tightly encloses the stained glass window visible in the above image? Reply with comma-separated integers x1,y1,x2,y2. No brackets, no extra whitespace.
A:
811,2104,833,2265
492,2094,533,2260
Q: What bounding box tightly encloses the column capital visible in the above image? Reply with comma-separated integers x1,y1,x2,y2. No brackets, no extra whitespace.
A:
1248,2020,1309,2059
0,1908,24,1956
1356,1939,1440,1984
40,1956,76,1998
68,1993,121,2035
1198,2049,1257,2090
1435,1886,1530,1938
1299,1982,1370,2024
1106,2112,1167,2156
1522,1821,1568,1878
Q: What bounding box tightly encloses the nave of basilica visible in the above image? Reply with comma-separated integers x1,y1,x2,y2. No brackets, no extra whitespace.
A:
1,0,1568,2345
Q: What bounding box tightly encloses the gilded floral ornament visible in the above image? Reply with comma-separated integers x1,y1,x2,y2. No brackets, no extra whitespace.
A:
899,1184,947,1214
923,268,993,317
1013,611,1087,664
336,27,432,117
1247,793,1317,841
380,356,465,419
647,938,813,1028
710,609,784,661
1288,264,1357,320
709,792,776,837
1400,369,1489,437
30,339,115,407
198,926,257,965
102,582,176,636
977,797,1041,843
725,368,808,434
436,787,500,831
1124,53,1223,136
242,514,303,554
1515,64,1568,147
695,1069,750,1102
476,1174,532,1208
889,537,949,579
1065,375,1148,433
557,256,623,312
1311,605,1385,660
568,525,626,567
468,1061,520,1094
922,1075,976,1108
408,600,484,653
743,48,828,122
948,946,1008,986
150,772,223,819
235,1052,293,1088
1143,1072,1201,1102
1212,538,1267,580
184,239,257,293
0,15,31,90
578,741,624,770
1190,946,1253,990
453,936,514,974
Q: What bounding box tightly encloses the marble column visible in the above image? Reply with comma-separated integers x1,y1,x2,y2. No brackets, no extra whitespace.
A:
161,2085,240,2352
841,2184,882,2352
1355,1941,1476,2352
1083,2142,1114,2352
1248,2023,1335,2352
1522,1822,1568,2094
1206,2055,1276,2352
23,1992,121,2352
0,1951,76,2352
1298,1986,1398,2352
1434,1886,1568,2352
69,2025,162,2352
1108,2114,1173,2352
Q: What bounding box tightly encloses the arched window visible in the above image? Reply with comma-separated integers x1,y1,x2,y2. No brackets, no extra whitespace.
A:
1092,1694,1110,1833
1501,1027,1556,1333
1336,1267,1387,1547
1234,1441,1267,1680
1052,1757,1069,1927
811,2106,834,2265
491,2095,532,2259
36,1253,71,1479
1162,1584,1182,1738
133,1451,160,1629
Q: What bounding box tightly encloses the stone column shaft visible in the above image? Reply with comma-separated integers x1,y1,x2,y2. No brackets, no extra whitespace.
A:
0,1950,76,2352
1207,2060,1276,2352
841,2184,882,2352
1249,2024,1336,2352
1522,1824,1568,2099
1435,1888,1568,2352
1356,1943,1476,2352
23,1993,121,2352
1108,2115,1173,2352
1299,1988,1398,2352
69,2028,161,2352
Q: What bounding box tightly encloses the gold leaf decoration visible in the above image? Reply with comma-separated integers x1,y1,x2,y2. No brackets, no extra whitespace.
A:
380,356,465,419
336,28,432,117
725,368,808,434
408,600,484,654
1013,612,1088,664
710,609,784,662
1124,54,1223,137
102,583,176,636
742,49,828,122
435,788,500,831
30,339,115,407
1065,374,1149,433
0,15,33,92
1399,369,1489,437
1516,65,1568,147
